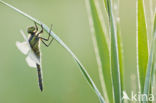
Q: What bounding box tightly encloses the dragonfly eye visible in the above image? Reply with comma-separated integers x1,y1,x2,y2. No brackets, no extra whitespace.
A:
27,26,35,34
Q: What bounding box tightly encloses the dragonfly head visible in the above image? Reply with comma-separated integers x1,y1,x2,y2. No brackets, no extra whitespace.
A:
27,26,36,34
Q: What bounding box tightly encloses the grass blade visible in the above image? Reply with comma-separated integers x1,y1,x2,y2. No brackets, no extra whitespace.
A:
106,0,122,102
137,0,149,93
143,13,156,103
0,0,105,103
103,0,108,13
116,19,124,94
86,0,114,103
151,57,155,88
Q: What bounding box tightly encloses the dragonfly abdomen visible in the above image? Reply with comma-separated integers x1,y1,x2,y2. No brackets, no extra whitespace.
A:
36,64,43,91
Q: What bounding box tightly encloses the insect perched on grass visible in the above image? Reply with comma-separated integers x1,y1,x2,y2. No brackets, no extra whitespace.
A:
16,22,54,91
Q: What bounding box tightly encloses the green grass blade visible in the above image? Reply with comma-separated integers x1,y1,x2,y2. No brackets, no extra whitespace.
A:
86,0,114,103
137,0,149,93
103,0,108,13
151,57,155,87
106,0,122,102
143,13,156,103
0,0,105,103
116,19,124,94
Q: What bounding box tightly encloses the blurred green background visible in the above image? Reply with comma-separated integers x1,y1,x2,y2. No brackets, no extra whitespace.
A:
0,0,153,103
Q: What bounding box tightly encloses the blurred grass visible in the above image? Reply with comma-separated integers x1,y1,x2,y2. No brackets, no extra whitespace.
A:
106,0,122,102
86,0,125,102
86,0,113,102
116,19,124,94
137,0,148,94
143,12,156,103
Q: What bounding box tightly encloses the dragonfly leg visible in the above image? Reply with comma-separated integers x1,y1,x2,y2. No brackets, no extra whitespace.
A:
37,25,43,36
41,37,54,47
39,24,54,47
39,24,53,41
34,22,38,33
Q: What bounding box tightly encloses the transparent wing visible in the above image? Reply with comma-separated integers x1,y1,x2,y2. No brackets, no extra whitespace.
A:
16,41,30,55
16,30,30,55
25,56,36,68
25,50,40,68
20,30,28,42
27,49,40,64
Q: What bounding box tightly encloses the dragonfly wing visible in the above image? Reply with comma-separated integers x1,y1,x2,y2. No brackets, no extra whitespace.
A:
20,30,29,42
27,50,41,65
16,30,31,55
25,56,36,68
16,41,30,55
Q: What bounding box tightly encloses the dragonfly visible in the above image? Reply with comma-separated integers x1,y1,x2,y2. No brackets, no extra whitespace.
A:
16,22,54,91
